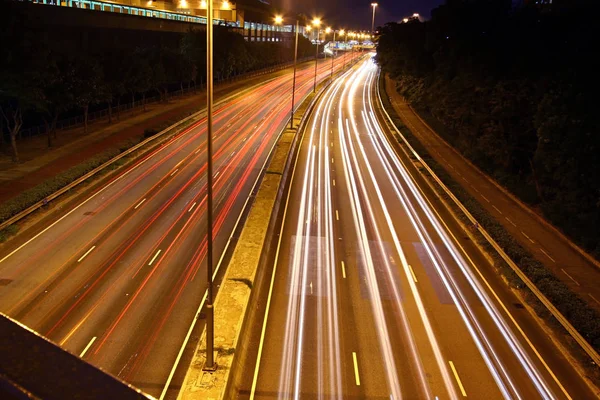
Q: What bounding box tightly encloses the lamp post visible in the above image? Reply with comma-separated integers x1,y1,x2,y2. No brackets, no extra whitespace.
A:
327,28,337,80
275,15,300,129
312,18,321,93
340,29,346,69
203,0,216,372
371,3,378,35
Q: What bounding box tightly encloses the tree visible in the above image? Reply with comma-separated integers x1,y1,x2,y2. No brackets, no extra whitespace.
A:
0,1,46,162
102,50,127,123
40,54,73,147
66,55,104,134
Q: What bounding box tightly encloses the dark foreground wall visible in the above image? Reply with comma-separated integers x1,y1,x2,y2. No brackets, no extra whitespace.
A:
0,313,153,400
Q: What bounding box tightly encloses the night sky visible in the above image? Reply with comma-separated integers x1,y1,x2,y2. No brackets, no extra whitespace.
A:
272,0,445,31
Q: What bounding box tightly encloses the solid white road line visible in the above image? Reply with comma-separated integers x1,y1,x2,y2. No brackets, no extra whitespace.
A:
80,336,97,358
77,246,96,263
134,198,146,209
148,249,162,266
449,361,467,397
188,202,197,212
540,248,556,263
352,352,361,386
341,261,346,279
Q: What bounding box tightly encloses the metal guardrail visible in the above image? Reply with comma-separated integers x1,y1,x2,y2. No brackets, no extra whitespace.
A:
375,69,600,367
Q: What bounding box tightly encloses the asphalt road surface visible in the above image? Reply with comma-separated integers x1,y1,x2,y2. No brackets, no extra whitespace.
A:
240,56,596,400
0,53,361,399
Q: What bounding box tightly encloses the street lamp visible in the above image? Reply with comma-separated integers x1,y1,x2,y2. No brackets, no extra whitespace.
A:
203,0,216,373
371,3,378,35
275,15,300,129
327,28,338,81
312,18,321,93
340,29,347,69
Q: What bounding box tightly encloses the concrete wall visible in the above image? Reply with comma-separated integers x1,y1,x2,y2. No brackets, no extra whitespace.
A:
0,313,152,400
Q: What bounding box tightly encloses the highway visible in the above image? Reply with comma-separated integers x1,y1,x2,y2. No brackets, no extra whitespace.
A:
0,53,360,399
241,56,596,399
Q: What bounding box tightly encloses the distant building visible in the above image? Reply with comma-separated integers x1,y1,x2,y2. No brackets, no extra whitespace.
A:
109,0,289,42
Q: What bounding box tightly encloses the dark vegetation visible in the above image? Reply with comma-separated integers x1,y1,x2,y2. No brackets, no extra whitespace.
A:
376,0,600,259
0,1,313,163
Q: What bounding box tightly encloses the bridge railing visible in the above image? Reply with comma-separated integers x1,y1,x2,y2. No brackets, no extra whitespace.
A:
28,0,237,27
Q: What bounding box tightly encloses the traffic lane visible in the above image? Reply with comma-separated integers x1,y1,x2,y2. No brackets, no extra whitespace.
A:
246,125,364,399
4,89,269,328
246,76,350,399
0,89,263,316
97,104,289,389
369,69,596,399
327,67,437,399
349,130,509,399
0,52,347,286
340,65,509,399
250,67,414,400
338,60,556,400
0,60,315,318
358,67,555,398
0,53,360,396
46,69,312,394
334,62,441,398
44,89,290,362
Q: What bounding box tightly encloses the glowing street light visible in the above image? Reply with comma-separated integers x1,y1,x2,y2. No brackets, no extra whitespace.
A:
371,3,378,35
222,0,230,10
325,26,332,34
312,18,322,93
275,15,301,129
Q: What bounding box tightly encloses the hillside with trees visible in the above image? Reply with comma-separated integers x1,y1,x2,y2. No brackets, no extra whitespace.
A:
376,0,600,259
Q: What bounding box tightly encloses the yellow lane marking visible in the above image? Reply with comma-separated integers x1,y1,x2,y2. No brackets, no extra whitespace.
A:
352,352,361,386
449,361,467,397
